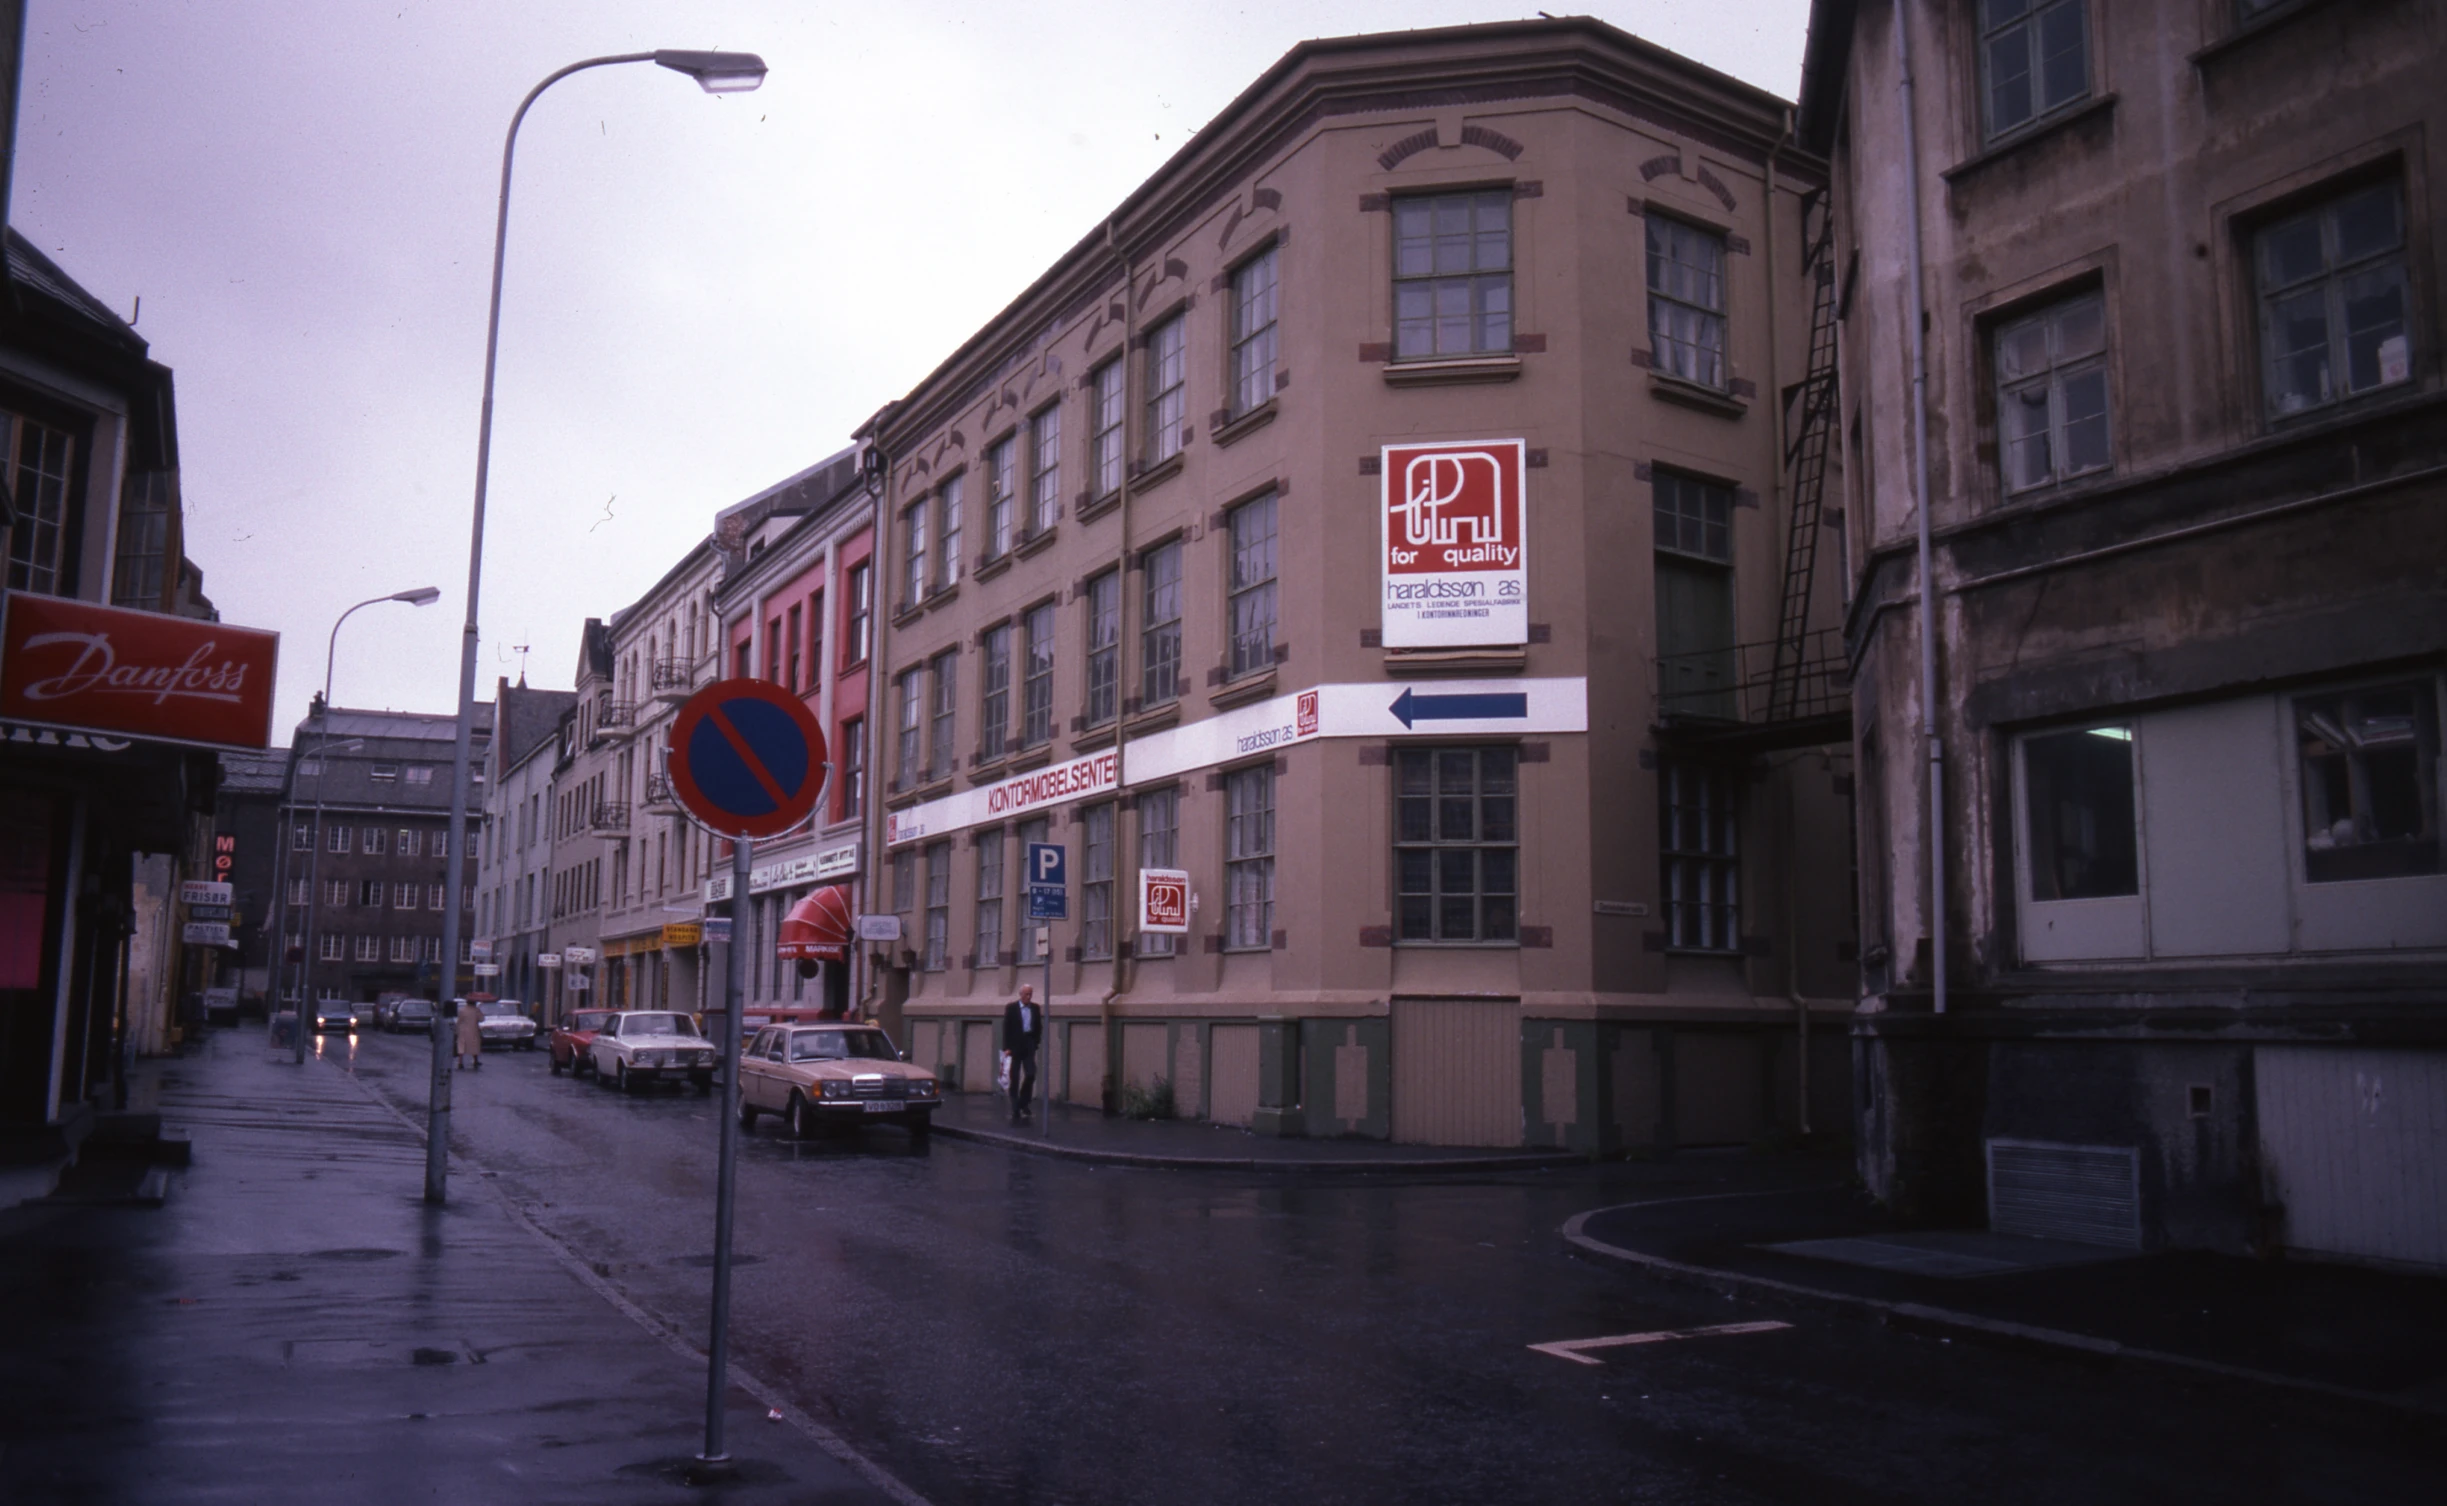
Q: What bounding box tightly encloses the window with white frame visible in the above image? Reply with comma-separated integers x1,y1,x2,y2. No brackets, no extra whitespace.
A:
981,624,1013,757
1022,602,1055,748
985,437,1016,559
321,933,344,961
354,935,379,963
974,828,1005,967
1226,493,1277,680
359,879,383,908
1225,765,1275,950
1080,802,1115,960
370,763,398,782
362,827,387,856
2257,182,2411,419
846,562,872,666
1029,406,1061,535
325,879,349,907
1996,290,2110,493
842,716,865,818
936,474,963,591
902,499,928,607
2297,681,2439,883
1230,246,1280,415
928,650,959,781
1393,190,1512,359
327,825,350,854
923,841,951,971
895,669,922,784
1091,358,1125,498
1016,817,1051,963
288,878,309,906
1395,747,1519,943
1979,0,2089,142
1647,216,1728,388
891,847,916,913
393,882,416,909
427,883,445,910
390,936,415,963
1141,539,1183,707
399,829,421,857
1145,315,1186,464
405,766,432,786
2022,725,2140,902
292,823,310,851
1137,787,1179,958
1660,760,1740,952
1084,569,1120,728
1,411,76,596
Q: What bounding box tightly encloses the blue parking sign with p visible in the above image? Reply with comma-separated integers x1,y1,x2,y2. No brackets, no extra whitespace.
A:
1026,842,1067,920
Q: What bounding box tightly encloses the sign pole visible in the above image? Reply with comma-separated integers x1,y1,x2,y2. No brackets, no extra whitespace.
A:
702,828,749,1467
1042,927,1053,1136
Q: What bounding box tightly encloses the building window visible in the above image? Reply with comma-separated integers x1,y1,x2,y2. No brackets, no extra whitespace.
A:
1646,216,1727,389
981,624,1013,757
390,936,415,963
399,829,421,857
1080,802,1115,960
1084,569,1120,728
1091,358,1125,498
1016,817,1050,963
424,936,444,963
427,884,445,910
974,828,1005,967
363,827,387,856
1137,788,1179,957
836,565,869,670
358,879,382,907
1660,761,1740,952
1395,747,1519,943
1225,765,1275,949
1028,406,1062,535
928,650,959,781
1979,0,2089,142
895,669,922,785
1230,246,1280,415
2297,681,2439,883
2022,724,2139,901
111,470,171,609
985,437,1016,559
922,841,951,970
1226,493,1278,680
2258,183,2411,419
1393,190,1512,360
1997,291,2110,493
292,824,310,851
2,412,76,596
370,763,399,782
288,878,309,906
1021,602,1055,748
784,605,804,691
354,935,380,963
393,882,416,909
1139,540,1184,708
936,474,963,591
891,847,916,912
901,499,928,608
1145,314,1186,464
841,717,865,818
320,933,344,961
435,829,449,859
406,766,432,786
327,825,350,855
1654,470,1736,719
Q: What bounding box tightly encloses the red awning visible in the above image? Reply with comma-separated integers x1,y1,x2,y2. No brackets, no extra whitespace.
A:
777,884,854,963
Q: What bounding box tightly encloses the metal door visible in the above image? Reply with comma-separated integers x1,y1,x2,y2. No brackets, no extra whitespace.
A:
1390,997,1520,1147
2257,1046,2447,1271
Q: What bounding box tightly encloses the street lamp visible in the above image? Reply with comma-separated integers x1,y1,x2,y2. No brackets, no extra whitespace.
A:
292,587,440,1063
428,49,767,1212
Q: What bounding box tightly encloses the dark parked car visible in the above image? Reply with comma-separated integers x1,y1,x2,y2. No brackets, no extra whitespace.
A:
386,998,437,1035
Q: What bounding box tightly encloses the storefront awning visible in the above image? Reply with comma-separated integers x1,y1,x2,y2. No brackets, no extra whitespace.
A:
777,883,853,963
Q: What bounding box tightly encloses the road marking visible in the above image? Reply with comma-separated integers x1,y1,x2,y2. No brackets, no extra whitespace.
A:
1530,1320,1793,1365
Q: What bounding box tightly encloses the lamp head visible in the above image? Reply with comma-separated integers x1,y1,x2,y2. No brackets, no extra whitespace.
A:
654,49,768,94
393,587,442,607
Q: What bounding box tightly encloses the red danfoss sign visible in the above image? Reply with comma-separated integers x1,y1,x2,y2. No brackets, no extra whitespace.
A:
0,594,279,750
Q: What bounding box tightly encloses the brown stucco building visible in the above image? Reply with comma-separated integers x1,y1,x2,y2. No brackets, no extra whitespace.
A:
860,19,1855,1149
1804,0,2446,1267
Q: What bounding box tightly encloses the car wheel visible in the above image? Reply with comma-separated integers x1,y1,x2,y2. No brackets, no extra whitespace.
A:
787,1094,815,1141
549,1052,564,1075
615,1062,632,1094
739,1100,758,1132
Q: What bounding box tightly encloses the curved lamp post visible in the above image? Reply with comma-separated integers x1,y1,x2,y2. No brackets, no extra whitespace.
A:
291,587,441,1062
428,51,765,1201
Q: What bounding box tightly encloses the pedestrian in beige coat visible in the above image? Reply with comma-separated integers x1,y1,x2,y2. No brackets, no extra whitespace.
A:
454,998,484,1070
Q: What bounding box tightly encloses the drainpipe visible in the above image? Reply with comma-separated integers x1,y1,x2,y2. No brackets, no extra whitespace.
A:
861,442,895,1019
1102,214,1139,1104
1896,5,1947,1015
1763,103,1813,1134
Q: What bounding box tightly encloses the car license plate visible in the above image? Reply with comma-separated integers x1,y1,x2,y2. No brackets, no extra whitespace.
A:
862,1100,902,1114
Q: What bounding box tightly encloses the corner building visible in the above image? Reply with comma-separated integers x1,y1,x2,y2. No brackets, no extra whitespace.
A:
865,19,1853,1148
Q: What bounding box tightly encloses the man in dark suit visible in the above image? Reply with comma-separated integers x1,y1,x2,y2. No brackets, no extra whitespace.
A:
1001,983,1044,1124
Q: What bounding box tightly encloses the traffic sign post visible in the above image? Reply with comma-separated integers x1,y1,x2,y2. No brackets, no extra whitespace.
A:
664,679,828,1469
1025,842,1065,1135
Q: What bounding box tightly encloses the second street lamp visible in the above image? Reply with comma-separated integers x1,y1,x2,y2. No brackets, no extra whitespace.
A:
428,49,767,1209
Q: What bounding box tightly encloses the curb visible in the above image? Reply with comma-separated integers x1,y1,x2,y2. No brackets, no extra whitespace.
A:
1560,1206,2447,1423
931,1121,1586,1174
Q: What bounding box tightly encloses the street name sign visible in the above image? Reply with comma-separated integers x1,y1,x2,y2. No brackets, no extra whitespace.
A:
668,679,828,839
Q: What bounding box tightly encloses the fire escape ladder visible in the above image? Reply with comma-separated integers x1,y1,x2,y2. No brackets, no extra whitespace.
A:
1769,189,1840,723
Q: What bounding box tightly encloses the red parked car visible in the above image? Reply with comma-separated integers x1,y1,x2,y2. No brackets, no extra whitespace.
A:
550,1008,614,1077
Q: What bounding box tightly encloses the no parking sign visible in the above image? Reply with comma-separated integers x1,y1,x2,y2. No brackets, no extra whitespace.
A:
667,679,829,839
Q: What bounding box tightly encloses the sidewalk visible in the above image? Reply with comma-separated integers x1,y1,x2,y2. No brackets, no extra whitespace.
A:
0,1028,923,1505
928,1088,1586,1172
1567,1182,2447,1420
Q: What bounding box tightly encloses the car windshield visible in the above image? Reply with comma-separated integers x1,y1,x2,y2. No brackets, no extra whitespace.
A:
790,1028,899,1063
397,1002,431,1018
623,1013,698,1038
569,1013,609,1032
481,1002,522,1019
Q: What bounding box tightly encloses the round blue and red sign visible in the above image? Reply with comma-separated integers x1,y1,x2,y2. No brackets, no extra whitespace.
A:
666,679,830,839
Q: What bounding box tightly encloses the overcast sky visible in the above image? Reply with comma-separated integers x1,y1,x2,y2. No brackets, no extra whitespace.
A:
14,0,1808,742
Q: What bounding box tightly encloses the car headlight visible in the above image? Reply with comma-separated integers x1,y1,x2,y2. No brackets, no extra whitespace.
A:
911,1078,938,1097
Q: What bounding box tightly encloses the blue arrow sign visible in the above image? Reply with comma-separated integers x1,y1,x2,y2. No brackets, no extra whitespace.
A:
1388,688,1529,728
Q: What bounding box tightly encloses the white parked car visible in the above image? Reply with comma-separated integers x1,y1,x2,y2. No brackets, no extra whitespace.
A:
475,999,538,1051
590,1011,716,1093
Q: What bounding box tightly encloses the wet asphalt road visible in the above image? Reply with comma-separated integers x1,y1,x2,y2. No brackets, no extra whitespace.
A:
334,1029,2434,1506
